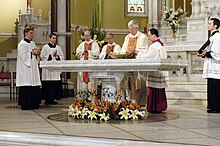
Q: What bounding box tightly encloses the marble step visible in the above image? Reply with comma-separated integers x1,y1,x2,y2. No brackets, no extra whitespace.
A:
167,82,207,90
6,53,17,58
0,131,182,146
6,49,17,58
166,81,207,105
11,49,17,54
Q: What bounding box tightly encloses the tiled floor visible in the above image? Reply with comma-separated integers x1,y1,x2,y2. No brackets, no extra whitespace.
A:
0,97,220,146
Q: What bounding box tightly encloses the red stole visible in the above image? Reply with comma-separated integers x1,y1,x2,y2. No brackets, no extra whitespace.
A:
127,37,138,52
107,45,115,53
83,42,92,83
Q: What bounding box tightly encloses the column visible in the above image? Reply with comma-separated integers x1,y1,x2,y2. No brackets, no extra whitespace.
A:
163,0,170,11
148,0,161,28
191,0,200,17
147,0,153,28
57,0,67,59
66,0,71,61
90,78,97,101
51,0,57,33
166,0,170,10
199,0,206,16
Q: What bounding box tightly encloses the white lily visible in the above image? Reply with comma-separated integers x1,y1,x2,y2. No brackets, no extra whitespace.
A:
99,113,110,121
68,105,76,117
74,106,81,119
137,110,145,117
129,109,138,120
118,108,130,120
81,107,89,119
88,110,97,120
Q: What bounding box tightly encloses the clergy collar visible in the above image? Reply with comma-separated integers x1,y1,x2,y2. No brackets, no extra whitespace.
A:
24,38,32,43
153,39,164,46
128,31,141,38
85,39,93,44
107,42,115,46
211,30,219,36
48,42,56,48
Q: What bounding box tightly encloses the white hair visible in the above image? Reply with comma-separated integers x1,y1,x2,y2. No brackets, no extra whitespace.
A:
128,20,139,28
106,33,114,38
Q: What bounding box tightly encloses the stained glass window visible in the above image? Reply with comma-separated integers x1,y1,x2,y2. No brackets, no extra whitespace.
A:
125,0,147,17
128,0,145,13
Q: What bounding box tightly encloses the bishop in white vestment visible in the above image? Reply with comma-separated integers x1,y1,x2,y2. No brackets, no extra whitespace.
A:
121,20,148,105
16,26,41,110
76,30,100,91
40,33,64,105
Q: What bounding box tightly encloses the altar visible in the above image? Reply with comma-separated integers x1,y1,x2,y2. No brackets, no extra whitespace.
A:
40,59,188,101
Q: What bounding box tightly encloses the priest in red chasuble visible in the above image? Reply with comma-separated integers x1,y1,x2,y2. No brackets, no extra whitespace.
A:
100,33,123,60
76,30,100,91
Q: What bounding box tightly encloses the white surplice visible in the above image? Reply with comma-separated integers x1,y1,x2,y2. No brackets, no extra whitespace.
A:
16,39,41,87
40,44,64,81
203,32,220,79
137,40,169,88
99,43,122,60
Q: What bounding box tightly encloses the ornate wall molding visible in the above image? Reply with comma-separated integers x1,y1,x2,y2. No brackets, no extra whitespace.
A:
0,33,17,38
188,23,204,32
71,24,129,35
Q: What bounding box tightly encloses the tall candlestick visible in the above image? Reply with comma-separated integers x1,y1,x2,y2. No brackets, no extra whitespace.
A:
183,0,186,13
27,0,31,7
172,0,175,10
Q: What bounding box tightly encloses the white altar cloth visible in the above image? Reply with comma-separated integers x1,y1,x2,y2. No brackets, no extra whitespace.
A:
40,59,188,72
40,59,188,102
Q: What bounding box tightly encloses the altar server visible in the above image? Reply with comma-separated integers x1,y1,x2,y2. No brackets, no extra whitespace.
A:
197,18,220,113
100,33,122,59
137,28,169,113
16,25,41,110
76,30,100,90
40,33,64,105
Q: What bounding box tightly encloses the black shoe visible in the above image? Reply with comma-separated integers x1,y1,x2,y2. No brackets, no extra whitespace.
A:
33,106,39,109
21,106,33,110
50,101,58,105
207,109,220,113
45,101,58,105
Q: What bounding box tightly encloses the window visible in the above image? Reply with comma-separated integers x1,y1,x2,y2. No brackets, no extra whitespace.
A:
125,0,148,17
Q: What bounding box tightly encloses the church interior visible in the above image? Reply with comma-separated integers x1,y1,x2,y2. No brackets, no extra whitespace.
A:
0,0,220,145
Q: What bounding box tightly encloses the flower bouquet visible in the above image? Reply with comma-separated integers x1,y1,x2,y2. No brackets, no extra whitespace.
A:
68,99,145,121
163,7,186,40
68,89,145,121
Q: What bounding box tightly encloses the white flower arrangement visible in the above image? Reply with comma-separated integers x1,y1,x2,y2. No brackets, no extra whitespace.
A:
68,98,145,121
163,7,186,39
